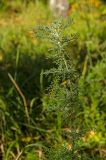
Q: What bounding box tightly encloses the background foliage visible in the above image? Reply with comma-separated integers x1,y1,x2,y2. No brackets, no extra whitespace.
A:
0,0,106,159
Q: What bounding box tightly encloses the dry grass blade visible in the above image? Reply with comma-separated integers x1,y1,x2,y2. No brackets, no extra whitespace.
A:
8,73,30,125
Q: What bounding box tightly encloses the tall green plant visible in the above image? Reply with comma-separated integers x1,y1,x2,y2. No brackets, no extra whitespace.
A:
36,19,79,118
35,18,84,160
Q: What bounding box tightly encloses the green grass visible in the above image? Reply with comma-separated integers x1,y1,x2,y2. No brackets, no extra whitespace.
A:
0,0,106,159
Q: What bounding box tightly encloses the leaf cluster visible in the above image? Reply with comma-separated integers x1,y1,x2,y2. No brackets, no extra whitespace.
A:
35,19,79,118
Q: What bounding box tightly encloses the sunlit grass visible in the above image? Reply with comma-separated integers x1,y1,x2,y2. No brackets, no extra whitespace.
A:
0,0,106,159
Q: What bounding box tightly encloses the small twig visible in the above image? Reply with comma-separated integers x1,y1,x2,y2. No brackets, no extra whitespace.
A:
8,73,30,124
15,150,23,160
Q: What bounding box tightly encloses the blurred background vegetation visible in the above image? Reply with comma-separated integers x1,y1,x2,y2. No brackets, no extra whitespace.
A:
0,0,106,159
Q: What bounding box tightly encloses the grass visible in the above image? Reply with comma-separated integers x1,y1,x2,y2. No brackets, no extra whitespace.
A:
0,0,106,159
